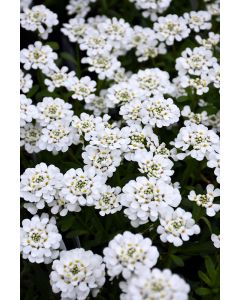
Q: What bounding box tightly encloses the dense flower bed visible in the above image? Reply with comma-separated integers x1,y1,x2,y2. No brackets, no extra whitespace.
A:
20,0,220,299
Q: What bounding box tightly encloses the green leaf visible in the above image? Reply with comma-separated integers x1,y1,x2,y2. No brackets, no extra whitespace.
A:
198,271,212,286
59,215,75,232
61,52,77,65
171,254,184,267
45,41,59,50
195,287,211,296
66,229,88,238
176,96,189,102
200,216,212,233
26,85,39,98
205,256,216,280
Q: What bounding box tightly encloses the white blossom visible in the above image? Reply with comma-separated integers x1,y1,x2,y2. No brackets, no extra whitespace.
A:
121,176,181,227
61,167,107,206
44,66,76,92
20,69,33,93
20,122,42,153
20,94,38,126
50,248,105,300
211,233,220,248
68,76,96,102
120,268,190,300
94,185,122,216
39,120,79,154
157,207,200,246
188,184,220,216
36,97,73,126
184,11,212,32
154,14,190,46
20,41,57,74
20,163,63,208
171,123,219,161
140,95,180,128
20,213,62,264
103,231,159,279
82,145,122,178
20,5,58,39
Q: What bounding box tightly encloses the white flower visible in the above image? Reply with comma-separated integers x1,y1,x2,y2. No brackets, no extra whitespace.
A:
20,41,57,74
20,122,42,153
140,95,180,128
61,167,107,206
130,68,173,96
20,0,32,11
20,94,38,126
106,82,144,108
181,105,208,125
120,268,190,300
129,0,172,21
84,90,109,116
82,145,122,178
157,207,200,246
20,69,33,93
98,17,133,53
195,32,220,50
176,47,217,76
180,74,211,95
20,5,59,39
120,99,143,125
133,150,174,181
80,28,112,56
121,176,181,227
206,1,220,18
39,120,79,154
36,97,73,126
170,76,188,98
20,213,62,264
90,127,130,151
50,248,105,300
48,190,81,216
188,184,220,216
211,233,220,248
103,231,159,279
112,67,132,83
20,163,63,208
81,54,121,80
208,62,220,89
131,26,166,62
71,113,108,141
61,16,87,43
121,124,159,161
68,76,96,102
66,0,96,17
184,11,212,32
44,66,76,92
207,151,220,183
94,185,122,216
154,14,190,46
154,142,171,158
171,123,219,161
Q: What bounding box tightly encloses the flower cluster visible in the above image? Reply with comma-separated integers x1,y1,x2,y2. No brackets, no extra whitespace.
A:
188,184,220,217
50,248,105,299
20,213,62,264
20,5,59,39
103,231,159,279
20,0,220,298
120,268,190,300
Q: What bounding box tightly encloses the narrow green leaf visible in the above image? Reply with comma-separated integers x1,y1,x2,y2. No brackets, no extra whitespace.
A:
205,256,216,280
61,52,77,65
198,271,212,286
171,254,184,267
195,287,211,296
